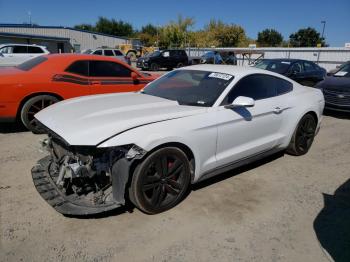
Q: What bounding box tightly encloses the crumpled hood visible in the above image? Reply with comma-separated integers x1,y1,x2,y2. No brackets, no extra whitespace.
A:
35,92,207,146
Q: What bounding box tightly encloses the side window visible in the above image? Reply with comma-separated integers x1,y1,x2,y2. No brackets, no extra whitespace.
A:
275,78,293,95
223,74,278,104
89,61,132,77
104,50,114,56
162,51,170,57
303,61,316,72
114,50,123,56
290,62,303,73
0,46,11,54
93,50,103,55
12,46,28,54
65,60,89,76
28,46,44,53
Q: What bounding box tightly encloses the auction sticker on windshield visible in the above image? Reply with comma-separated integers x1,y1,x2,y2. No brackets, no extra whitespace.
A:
208,72,233,80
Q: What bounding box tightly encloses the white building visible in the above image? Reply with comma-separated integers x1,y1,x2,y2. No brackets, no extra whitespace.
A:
0,24,130,53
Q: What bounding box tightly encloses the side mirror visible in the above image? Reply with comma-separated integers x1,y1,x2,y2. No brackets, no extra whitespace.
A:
131,72,140,84
224,96,255,109
131,72,139,81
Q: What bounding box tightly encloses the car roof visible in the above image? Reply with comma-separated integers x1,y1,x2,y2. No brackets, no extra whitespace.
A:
43,53,124,61
180,64,294,80
0,43,46,48
261,58,307,63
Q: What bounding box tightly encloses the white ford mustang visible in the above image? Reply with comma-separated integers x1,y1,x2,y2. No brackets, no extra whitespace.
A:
31,65,324,215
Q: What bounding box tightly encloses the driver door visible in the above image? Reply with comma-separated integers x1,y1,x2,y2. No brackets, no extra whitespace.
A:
215,74,288,167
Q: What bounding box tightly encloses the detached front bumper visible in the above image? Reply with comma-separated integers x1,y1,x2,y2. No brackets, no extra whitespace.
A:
31,156,131,216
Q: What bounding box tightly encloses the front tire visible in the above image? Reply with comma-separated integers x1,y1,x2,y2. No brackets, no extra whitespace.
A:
129,147,191,214
20,95,59,133
287,114,317,156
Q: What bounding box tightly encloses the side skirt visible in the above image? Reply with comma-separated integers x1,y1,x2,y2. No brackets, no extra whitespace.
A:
196,147,284,183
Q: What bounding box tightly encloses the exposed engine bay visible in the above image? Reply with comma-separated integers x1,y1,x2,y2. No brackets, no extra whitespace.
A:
31,133,146,215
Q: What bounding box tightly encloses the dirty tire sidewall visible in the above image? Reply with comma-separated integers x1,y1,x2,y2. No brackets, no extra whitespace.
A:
130,147,191,214
287,114,317,156
21,95,59,133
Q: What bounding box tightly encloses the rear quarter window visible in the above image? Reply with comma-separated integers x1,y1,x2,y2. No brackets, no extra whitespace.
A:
16,56,48,71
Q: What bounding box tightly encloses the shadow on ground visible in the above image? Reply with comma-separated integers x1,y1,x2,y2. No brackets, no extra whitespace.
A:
0,123,28,134
314,179,350,262
68,151,285,219
323,109,350,120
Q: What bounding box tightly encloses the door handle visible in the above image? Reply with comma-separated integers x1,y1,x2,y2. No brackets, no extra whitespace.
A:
273,107,282,114
90,81,101,85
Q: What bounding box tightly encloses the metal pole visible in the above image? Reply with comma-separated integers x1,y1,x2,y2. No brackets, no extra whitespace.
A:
321,21,326,40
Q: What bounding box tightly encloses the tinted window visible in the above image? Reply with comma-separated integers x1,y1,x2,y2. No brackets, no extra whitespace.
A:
28,46,44,53
89,61,131,77
114,50,123,56
12,46,27,53
290,62,303,73
254,60,291,74
16,56,48,71
276,78,293,95
224,74,278,104
303,61,316,72
104,50,114,56
65,60,89,76
93,50,103,55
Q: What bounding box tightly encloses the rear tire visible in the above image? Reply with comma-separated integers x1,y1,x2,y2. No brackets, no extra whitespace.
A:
20,95,59,133
129,147,191,214
150,63,159,71
176,62,184,68
286,114,317,156
127,51,137,62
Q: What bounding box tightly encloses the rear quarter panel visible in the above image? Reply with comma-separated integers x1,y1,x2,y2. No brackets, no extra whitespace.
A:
279,83,324,148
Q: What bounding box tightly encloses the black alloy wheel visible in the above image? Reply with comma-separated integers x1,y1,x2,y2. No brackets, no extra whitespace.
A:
20,95,59,133
287,114,317,156
129,147,191,214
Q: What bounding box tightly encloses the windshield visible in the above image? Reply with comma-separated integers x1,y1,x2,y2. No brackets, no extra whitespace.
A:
254,60,291,74
334,63,350,77
142,70,234,107
149,51,161,57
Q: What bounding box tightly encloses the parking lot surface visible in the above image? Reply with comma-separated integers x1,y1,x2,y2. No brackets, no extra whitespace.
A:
0,113,349,262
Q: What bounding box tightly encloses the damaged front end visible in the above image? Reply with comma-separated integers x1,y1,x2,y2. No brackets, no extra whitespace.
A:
31,133,146,215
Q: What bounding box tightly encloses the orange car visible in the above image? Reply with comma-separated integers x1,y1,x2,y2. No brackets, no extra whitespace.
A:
0,54,158,132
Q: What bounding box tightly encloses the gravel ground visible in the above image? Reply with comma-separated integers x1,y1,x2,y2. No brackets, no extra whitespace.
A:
0,112,349,262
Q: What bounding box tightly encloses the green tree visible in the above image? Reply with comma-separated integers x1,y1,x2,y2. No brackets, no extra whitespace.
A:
94,17,134,37
158,15,194,48
139,24,158,46
201,20,247,47
289,27,326,47
257,29,283,47
74,24,95,31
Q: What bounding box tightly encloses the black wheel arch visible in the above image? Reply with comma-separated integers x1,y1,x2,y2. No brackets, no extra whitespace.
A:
125,142,196,199
16,92,63,119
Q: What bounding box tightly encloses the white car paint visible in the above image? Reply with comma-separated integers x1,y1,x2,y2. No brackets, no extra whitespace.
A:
35,65,325,182
0,44,49,66
83,48,130,64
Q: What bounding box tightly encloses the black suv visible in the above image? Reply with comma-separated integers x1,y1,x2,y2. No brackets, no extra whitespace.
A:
137,49,188,71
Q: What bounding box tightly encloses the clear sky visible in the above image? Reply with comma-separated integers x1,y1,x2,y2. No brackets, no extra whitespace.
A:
0,0,349,47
